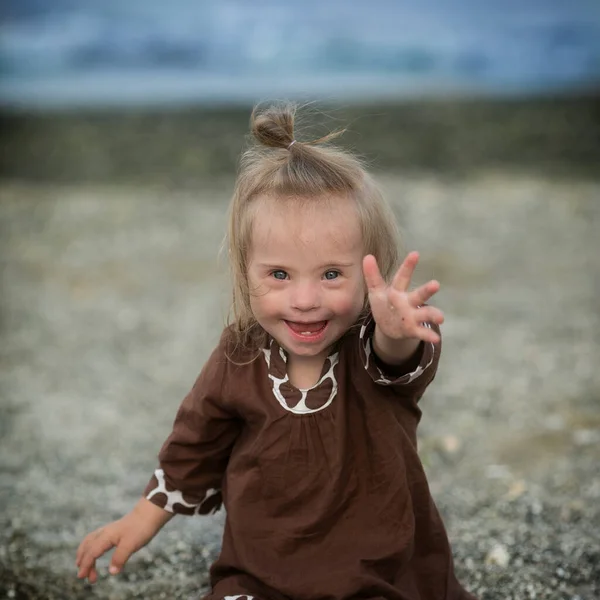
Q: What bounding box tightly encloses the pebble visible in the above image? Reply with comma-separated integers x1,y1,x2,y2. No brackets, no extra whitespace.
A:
505,479,527,500
485,464,512,479
440,435,461,454
485,544,510,568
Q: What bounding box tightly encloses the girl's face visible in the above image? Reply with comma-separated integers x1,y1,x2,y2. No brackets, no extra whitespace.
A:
247,194,366,364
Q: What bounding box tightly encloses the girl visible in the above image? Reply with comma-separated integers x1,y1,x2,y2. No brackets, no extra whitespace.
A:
76,103,476,600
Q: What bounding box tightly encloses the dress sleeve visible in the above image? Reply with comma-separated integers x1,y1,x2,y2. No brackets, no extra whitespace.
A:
143,334,241,516
356,315,441,400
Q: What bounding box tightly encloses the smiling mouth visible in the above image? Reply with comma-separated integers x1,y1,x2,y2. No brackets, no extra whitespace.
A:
285,320,328,337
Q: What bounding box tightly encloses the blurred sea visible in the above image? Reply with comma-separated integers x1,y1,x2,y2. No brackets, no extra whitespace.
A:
1,0,600,109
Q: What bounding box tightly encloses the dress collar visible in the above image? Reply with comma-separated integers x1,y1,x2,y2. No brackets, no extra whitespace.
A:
261,338,340,415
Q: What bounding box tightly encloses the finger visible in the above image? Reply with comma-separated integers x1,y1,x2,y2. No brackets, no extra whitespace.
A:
362,255,386,292
77,558,95,581
417,324,441,344
88,565,98,584
409,280,440,307
76,534,95,575
391,251,419,292
78,535,116,579
76,530,99,566
76,541,85,567
110,542,136,575
78,554,99,580
414,306,445,326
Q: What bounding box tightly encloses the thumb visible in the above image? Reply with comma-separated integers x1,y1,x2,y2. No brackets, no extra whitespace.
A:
109,543,135,574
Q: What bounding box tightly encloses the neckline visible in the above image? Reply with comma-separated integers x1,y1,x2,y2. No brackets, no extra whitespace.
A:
261,338,341,414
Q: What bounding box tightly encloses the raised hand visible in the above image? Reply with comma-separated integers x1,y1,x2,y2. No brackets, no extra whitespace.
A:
362,251,443,345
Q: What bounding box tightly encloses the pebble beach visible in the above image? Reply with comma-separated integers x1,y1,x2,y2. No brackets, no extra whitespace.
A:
1,99,599,599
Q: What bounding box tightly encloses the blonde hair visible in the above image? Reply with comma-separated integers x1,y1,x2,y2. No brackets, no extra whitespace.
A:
225,102,401,354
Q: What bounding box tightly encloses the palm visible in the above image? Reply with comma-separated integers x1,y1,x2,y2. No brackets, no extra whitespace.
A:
362,252,443,344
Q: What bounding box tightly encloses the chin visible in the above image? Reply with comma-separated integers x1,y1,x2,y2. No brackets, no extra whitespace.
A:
287,343,328,357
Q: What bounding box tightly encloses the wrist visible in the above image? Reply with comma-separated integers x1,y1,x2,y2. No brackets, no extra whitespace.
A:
132,497,174,529
373,326,421,366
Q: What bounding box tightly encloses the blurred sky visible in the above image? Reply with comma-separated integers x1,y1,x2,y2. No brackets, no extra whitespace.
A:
1,0,599,108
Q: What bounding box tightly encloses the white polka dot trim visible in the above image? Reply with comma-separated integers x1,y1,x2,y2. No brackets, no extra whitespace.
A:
262,343,339,414
146,469,220,514
359,321,435,385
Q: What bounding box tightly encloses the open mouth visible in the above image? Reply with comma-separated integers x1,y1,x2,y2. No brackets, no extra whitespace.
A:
284,320,328,341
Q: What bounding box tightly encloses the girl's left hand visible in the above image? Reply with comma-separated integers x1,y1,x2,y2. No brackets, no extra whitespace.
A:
362,251,443,344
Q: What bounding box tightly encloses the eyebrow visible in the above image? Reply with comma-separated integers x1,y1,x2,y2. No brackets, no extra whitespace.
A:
256,261,356,270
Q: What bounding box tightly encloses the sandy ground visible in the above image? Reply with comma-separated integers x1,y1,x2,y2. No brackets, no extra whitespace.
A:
1,173,599,599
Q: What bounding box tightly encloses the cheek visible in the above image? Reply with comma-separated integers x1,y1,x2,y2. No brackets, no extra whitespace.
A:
249,286,281,320
329,283,365,316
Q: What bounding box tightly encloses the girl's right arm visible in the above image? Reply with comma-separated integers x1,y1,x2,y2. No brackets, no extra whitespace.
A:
76,497,173,584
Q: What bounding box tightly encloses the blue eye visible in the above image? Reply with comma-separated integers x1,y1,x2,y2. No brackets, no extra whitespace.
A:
271,270,288,280
324,270,340,280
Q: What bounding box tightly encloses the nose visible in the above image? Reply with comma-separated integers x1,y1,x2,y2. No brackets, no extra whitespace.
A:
290,280,321,311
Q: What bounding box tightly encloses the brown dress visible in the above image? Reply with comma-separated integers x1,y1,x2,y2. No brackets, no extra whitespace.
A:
144,318,477,600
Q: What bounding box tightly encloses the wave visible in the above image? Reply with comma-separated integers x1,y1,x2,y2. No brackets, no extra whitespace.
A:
1,0,599,107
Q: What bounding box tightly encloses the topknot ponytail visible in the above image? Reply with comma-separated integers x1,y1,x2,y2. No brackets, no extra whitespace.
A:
251,103,296,150
250,102,345,153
